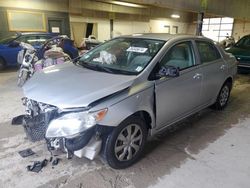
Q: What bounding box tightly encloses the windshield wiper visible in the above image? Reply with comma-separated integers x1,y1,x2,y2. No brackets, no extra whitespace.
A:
79,61,137,75
110,69,137,75
79,61,114,73
94,64,114,73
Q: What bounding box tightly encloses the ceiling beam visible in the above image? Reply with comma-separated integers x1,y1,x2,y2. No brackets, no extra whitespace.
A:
122,0,250,20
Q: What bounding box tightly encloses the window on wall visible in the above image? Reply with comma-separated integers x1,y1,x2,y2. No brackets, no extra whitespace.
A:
202,17,234,42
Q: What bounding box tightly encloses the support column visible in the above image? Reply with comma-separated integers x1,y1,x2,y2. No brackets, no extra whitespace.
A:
110,19,113,39
196,12,204,36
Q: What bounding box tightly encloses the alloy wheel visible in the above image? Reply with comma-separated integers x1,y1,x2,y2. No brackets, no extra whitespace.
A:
219,85,230,107
114,124,143,161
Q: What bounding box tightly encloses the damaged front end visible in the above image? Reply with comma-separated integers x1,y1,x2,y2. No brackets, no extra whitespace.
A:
20,98,111,160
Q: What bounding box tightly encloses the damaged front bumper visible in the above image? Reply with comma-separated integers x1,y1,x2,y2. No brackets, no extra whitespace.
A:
46,126,102,160
20,98,112,160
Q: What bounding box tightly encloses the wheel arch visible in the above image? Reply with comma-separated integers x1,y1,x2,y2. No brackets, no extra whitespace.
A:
224,76,233,90
121,110,153,131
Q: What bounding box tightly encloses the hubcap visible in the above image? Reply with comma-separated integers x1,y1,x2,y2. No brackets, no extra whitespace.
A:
114,124,143,161
219,85,229,106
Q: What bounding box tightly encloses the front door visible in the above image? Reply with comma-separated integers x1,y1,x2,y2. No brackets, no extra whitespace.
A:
154,41,203,129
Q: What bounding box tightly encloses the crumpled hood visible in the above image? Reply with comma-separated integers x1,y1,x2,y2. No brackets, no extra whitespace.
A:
23,62,136,109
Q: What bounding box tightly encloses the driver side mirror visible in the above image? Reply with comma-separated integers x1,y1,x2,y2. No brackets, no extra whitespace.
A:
157,65,180,78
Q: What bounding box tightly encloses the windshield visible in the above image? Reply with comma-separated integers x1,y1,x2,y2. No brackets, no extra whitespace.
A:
235,36,250,48
79,37,165,75
0,35,17,44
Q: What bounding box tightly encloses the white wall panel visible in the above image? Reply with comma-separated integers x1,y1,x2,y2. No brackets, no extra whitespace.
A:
113,21,150,36
149,19,188,34
233,20,250,41
70,16,110,42
70,16,191,42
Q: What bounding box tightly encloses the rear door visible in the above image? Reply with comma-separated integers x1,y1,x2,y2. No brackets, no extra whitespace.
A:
194,40,227,105
154,41,203,129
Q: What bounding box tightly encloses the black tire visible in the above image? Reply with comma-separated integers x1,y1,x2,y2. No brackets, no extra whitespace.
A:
213,81,231,110
103,116,148,169
17,70,28,87
0,58,6,71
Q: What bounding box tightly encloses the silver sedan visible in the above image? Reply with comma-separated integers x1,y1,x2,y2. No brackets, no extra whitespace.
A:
21,33,237,169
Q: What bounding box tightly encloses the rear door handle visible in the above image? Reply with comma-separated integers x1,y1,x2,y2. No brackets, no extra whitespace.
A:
193,73,202,79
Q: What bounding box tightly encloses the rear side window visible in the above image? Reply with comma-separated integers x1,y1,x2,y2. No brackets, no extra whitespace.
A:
196,41,221,63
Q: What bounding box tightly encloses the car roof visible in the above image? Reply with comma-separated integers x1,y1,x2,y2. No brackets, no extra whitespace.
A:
118,33,212,42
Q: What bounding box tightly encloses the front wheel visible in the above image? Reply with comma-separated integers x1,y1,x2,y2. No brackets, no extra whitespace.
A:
213,82,231,110
0,58,6,71
103,116,148,169
17,69,28,87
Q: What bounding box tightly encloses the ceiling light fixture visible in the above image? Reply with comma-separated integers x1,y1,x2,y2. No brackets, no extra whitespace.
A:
171,14,180,19
110,1,147,8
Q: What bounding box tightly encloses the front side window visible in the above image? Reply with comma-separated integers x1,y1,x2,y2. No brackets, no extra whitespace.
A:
159,41,195,70
196,41,221,63
79,37,165,75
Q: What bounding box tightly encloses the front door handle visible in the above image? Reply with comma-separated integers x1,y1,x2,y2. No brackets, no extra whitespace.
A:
193,73,202,79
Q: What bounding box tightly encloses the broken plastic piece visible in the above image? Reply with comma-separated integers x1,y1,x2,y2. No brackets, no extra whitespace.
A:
27,159,48,173
52,158,60,166
18,148,35,158
49,156,53,162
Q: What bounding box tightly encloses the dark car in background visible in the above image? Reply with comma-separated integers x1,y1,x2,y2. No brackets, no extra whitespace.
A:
0,32,78,70
226,34,250,72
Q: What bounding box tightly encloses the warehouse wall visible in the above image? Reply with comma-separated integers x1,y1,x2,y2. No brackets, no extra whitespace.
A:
113,21,150,36
0,8,10,37
0,0,68,12
70,15,192,42
70,16,110,42
186,23,197,35
0,8,70,38
232,20,250,41
149,19,188,34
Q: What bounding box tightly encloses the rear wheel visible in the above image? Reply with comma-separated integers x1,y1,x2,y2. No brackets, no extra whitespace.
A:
103,116,148,169
213,82,231,110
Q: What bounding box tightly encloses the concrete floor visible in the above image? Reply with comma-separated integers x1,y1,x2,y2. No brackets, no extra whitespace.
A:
0,68,250,188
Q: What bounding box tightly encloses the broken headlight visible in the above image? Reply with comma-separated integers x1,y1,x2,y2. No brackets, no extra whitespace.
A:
45,108,107,138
